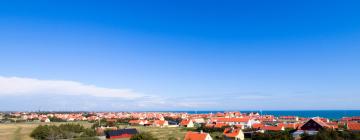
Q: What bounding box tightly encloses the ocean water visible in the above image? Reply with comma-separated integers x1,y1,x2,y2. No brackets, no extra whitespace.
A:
181,110,360,119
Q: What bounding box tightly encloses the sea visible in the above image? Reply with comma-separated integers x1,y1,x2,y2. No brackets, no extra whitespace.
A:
172,110,360,119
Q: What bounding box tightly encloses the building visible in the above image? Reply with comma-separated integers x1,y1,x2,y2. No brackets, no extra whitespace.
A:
212,117,257,127
180,119,194,127
223,128,245,140
347,122,360,131
105,128,138,139
184,131,212,140
300,118,331,131
152,120,169,127
278,116,299,123
262,125,285,131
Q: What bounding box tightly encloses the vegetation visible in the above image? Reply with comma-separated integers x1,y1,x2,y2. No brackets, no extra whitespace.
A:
252,129,294,140
301,129,360,140
210,131,225,140
164,116,182,123
48,117,66,122
196,124,226,133
30,123,97,140
130,132,158,140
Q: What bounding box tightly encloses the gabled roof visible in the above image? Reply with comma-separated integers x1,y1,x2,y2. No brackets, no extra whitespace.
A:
180,120,192,126
252,123,264,129
278,123,299,129
223,128,242,138
184,132,209,140
153,120,167,125
347,122,360,131
215,123,229,128
311,118,330,128
262,125,284,131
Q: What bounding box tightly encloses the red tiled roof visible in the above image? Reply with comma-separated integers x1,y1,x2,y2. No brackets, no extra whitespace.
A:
129,120,142,124
153,120,166,126
223,128,242,138
180,120,191,126
184,132,209,140
262,125,284,131
312,118,331,128
215,123,229,128
278,123,299,129
252,123,264,129
216,117,250,123
348,123,360,131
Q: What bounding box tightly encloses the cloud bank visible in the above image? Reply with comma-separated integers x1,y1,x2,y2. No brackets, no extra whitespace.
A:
0,76,143,99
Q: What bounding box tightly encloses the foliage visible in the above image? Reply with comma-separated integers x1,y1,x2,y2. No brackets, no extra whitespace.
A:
164,116,182,123
167,136,178,140
210,131,225,140
130,132,158,140
48,117,66,122
252,130,293,140
301,129,360,140
30,123,97,140
196,124,226,133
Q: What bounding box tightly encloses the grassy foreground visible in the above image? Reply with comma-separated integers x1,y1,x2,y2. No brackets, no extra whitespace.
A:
0,122,93,140
0,122,189,140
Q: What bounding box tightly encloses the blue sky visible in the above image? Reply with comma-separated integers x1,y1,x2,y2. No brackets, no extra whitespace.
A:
0,0,360,111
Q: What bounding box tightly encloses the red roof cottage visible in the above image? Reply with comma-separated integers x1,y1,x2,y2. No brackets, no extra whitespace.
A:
184,131,212,140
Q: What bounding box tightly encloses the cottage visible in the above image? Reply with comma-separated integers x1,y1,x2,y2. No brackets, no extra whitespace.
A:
180,119,194,127
213,117,258,128
152,120,169,127
300,118,331,131
184,131,212,140
347,122,360,131
223,128,245,140
105,128,138,139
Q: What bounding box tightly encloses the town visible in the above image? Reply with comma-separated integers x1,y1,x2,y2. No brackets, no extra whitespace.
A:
1,111,359,140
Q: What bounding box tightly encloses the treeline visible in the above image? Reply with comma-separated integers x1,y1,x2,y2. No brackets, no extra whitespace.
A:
30,123,97,140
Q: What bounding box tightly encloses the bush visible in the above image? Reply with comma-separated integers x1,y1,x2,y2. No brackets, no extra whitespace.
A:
30,123,97,140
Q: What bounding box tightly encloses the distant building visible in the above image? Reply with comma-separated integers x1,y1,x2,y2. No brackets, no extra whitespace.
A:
278,116,299,123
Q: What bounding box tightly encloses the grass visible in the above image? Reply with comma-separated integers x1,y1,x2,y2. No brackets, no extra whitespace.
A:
0,122,93,140
12,127,22,140
0,122,189,140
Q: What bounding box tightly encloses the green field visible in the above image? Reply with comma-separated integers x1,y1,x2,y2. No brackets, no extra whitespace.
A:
0,122,188,140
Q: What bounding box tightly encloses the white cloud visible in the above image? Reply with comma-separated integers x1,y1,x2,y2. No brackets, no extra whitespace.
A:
0,76,143,99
